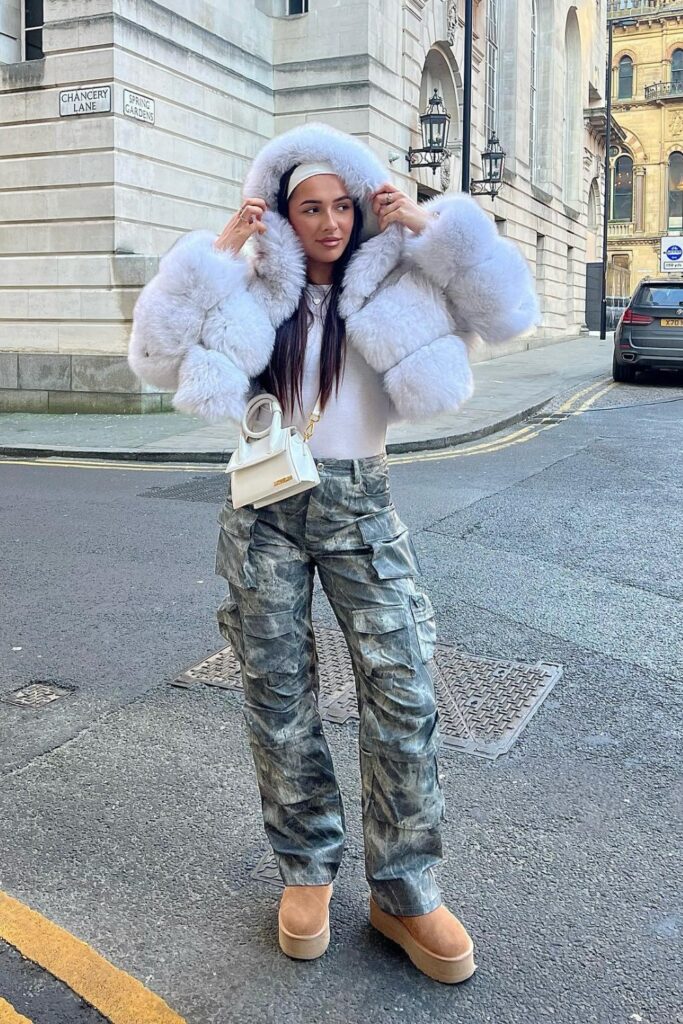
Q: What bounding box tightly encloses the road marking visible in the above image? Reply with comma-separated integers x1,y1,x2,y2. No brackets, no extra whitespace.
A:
0,891,186,1024
556,377,611,413
0,377,616,474
0,458,224,474
0,997,32,1024
388,377,616,466
573,381,616,412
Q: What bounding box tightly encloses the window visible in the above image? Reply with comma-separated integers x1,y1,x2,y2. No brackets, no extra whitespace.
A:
637,284,683,307
287,0,308,13
485,0,499,140
668,151,683,232
529,0,538,176
612,154,633,221
672,48,683,92
24,0,44,60
618,56,633,99
587,178,600,231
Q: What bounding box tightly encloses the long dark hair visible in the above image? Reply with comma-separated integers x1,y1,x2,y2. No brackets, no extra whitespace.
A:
256,166,364,417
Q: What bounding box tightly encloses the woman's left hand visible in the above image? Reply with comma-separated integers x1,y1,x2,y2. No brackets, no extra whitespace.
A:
370,183,435,235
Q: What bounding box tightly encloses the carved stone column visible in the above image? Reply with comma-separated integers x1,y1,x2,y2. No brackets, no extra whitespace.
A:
634,167,646,233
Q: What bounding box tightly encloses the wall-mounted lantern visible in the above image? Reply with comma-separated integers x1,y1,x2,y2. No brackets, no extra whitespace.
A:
470,134,506,200
406,89,451,176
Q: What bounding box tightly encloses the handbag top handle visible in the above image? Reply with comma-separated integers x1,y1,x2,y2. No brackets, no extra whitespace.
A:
242,392,321,441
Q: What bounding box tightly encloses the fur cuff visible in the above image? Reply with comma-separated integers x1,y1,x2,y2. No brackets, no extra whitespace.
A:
404,196,541,344
128,230,250,391
384,334,474,421
453,241,541,343
172,346,251,423
404,194,499,288
159,229,249,310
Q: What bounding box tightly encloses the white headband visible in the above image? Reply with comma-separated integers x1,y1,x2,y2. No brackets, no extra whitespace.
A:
286,161,340,200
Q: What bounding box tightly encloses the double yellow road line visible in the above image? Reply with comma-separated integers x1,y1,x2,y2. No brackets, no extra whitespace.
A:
0,891,186,1023
387,377,615,466
0,378,616,475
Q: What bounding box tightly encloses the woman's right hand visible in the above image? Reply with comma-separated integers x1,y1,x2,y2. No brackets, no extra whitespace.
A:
213,198,268,254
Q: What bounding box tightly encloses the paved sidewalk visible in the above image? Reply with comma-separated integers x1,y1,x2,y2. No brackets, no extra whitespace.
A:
0,335,613,461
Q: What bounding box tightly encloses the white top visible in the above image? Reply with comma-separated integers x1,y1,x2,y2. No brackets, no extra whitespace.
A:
254,282,399,459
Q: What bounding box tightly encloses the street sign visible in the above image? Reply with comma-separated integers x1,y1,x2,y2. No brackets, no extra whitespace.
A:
123,89,155,125
59,86,111,116
661,236,683,272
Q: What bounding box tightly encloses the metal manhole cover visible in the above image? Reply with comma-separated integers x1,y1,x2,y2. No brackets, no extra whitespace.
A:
174,625,561,760
526,412,571,425
2,681,76,709
250,850,283,888
138,474,227,503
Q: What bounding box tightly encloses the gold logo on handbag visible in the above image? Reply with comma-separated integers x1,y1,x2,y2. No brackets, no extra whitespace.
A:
225,392,321,510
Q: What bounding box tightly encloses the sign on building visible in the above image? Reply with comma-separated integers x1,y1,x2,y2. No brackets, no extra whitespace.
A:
123,89,155,125
59,86,112,117
661,236,683,272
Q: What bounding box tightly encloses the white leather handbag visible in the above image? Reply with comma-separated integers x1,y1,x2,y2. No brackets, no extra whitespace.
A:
225,392,321,509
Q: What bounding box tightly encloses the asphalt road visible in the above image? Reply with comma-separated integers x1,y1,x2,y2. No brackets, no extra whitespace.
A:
0,372,681,1024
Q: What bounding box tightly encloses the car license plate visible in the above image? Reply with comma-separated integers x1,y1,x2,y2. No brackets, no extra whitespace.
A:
661,318,683,327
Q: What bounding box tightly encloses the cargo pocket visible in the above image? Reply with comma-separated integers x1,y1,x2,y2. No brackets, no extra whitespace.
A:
216,594,244,663
410,591,437,662
241,608,299,677
352,604,413,677
357,509,421,580
215,502,258,589
362,750,446,831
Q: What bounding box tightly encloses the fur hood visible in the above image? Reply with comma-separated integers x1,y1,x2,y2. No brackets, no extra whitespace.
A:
128,121,540,423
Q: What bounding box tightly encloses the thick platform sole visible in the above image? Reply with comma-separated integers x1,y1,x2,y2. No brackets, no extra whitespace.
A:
278,919,330,960
369,897,477,984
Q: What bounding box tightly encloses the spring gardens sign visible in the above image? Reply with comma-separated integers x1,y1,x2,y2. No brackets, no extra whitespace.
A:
59,86,155,125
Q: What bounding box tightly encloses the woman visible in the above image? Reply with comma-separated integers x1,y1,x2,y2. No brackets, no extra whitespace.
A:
129,122,539,984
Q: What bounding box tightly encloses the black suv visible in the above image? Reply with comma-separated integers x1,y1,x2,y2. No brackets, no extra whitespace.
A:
613,278,683,382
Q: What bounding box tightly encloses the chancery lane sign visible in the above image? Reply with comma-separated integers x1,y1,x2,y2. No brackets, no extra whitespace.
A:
123,89,155,125
59,86,112,116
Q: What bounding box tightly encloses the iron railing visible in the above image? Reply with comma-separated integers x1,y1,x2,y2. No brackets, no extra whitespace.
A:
645,80,683,100
608,0,683,17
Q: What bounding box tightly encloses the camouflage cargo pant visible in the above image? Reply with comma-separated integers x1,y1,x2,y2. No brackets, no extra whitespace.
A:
214,453,446,916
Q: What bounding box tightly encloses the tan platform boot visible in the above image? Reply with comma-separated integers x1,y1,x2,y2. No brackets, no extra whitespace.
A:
369,897,476,984
278,883,333,960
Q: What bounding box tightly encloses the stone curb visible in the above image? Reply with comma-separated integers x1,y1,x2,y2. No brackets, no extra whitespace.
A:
0,400,551,463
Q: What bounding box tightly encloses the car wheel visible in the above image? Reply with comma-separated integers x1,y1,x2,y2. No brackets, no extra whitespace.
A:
612,353,637,383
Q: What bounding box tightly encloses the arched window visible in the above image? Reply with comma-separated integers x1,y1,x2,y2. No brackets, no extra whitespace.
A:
672,49,683,92
485,0,499,139
612,154,633,222
668,152,683,231
529,0,538,176
618,56,633,99
587,178,600,231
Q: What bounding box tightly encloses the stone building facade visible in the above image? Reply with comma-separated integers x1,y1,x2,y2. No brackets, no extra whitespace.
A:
608,0,683,293
0,0,607,413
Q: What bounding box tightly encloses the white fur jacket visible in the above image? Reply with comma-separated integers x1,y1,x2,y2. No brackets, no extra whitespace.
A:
128,122,540,423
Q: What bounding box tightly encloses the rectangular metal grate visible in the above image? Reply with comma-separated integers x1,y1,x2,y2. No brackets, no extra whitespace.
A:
2,682,75,709
138,474,227,503
173,625,561,760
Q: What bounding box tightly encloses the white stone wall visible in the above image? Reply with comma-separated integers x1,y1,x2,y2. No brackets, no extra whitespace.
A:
0,2,21,65
0,0,607,410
